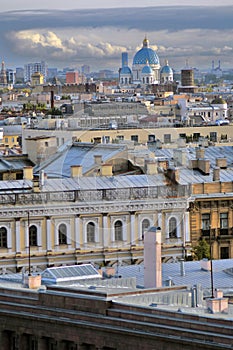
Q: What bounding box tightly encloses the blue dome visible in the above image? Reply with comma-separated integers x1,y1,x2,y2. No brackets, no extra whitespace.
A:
142,65,153,74
120,66,132,74
133,47,159,65
161,65,173,74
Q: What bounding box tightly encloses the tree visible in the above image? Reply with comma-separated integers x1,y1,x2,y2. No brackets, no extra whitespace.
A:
193,238,210,260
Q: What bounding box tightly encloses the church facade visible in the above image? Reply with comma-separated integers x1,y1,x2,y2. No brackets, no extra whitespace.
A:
119,37,173,87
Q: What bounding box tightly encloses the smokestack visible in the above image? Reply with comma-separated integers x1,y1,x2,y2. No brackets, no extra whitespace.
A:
23,166,33,180
50,90,54,109
144,227,162,289
180,258,185,276
213,167,220,181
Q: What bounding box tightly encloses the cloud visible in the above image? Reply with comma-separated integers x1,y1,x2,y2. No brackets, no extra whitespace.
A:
8,30,128,67
1,6,233,69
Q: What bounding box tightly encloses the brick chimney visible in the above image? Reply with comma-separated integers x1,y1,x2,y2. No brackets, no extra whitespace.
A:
71,165,83,178
144,227,162,288
145,159,157,175
216,158,227,169
101,164,113,176
94,155,102,165
23,166,33,181
213,166,220,181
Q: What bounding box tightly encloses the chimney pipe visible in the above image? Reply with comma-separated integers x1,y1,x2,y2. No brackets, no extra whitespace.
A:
144,227,162,288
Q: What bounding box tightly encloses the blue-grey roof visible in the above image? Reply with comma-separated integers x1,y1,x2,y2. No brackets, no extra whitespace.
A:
35,143,127,178
115,259,233,291
40,173,166,192
0,158,33,171
41,264,101,284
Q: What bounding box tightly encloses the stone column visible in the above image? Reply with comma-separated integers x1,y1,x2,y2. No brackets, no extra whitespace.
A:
75,215,80,249
102,214,108,248
46,217,52,251
185,211,190,243
130,212,135,245
7,223,12,251
15,219,21,253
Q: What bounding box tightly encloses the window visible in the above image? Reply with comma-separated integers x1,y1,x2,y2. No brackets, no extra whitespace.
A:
45,142,48,147
220,213,228,235
164,134,171,144
131,135,138,143
0,227,7,248
58,224,67,245
220,213,228,228
114,220,123,241
29,225,37,246
202,214,210,230
87,222,95,243
169,217,177,238
141,219,150,240
220,247,229,259
202,213,210,236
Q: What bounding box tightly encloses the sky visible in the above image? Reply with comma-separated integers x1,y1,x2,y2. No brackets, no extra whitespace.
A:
0,1,233,72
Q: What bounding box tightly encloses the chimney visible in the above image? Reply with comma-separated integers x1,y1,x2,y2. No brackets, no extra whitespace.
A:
23,166,33,180
196,147,205,159
166,167,180,183
94,155,102,165
145,159,157,175
180,258,185,276
216,157,227,169
101,164,112,176
40,170,45,186
213,167,220,181
198,159,210,175
71,165,83,178
144,227,162,288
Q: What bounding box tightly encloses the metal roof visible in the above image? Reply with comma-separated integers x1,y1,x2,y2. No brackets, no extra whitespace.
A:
41,264,101,284
114,259,233,291
35,143,127,178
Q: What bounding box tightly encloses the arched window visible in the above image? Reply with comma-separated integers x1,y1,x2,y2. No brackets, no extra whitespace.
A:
0,227,7,248
169,217,177,238
58,224,67,245
87,222,95,243
114,220,123,241
141,219,150,240
29,225,37,246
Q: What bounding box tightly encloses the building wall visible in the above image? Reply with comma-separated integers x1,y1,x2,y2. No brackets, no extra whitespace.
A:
22,125,233,156
0,286,232,350
0,182,190,273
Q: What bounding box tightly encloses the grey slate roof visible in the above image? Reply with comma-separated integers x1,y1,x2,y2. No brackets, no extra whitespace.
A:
35,142,127,178
114,259,233,292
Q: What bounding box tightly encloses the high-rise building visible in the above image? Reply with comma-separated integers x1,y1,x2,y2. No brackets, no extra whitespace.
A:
24,61,48,83
66,71,79,84
15,67,24,83
81,64,90,75
0,61,7,85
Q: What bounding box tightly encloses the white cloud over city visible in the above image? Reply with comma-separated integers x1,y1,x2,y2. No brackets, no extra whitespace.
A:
1,5,233,71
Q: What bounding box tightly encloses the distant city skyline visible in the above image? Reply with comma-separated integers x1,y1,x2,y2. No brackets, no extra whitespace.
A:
0,2,233,72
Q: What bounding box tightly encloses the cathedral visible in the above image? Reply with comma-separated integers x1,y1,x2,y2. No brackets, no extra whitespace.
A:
119,37,173,87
